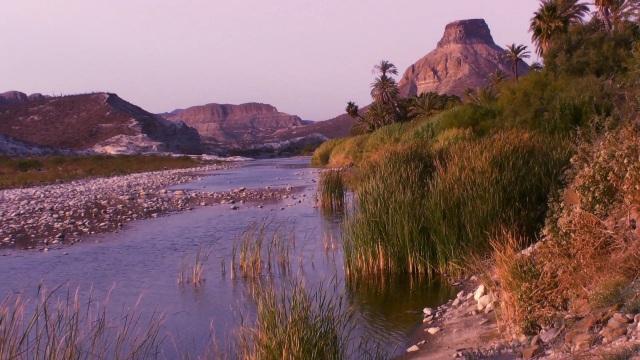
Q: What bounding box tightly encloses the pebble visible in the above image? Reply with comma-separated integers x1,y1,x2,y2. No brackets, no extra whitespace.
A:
0,164,295,249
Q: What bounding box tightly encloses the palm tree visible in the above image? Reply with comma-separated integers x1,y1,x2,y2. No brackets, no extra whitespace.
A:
409,92,441,118
595,0,640,31
530,0,590,56
370,75,400,105
504,44,531,80
373,60,398,77
345,101,361,120
488,69,509,88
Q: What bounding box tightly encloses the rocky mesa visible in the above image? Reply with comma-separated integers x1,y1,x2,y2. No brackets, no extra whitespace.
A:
398,19,529,97
163,102,332,155
0,92,203,155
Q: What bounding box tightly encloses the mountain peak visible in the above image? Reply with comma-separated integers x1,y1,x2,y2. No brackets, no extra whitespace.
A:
437,19,495,47
398,19,529,98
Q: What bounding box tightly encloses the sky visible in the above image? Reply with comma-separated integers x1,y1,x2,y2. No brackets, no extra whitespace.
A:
0,0,541,120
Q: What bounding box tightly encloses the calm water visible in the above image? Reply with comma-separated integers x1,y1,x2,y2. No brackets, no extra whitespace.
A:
0,157,452,358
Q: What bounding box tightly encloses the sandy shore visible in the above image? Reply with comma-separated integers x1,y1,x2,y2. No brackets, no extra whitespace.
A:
0,164,297,250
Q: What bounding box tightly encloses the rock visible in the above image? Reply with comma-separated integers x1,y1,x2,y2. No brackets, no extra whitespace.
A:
426,327,441,335
540,327,561,344
406,345,420,353
484,302,494,313
398,19,529,98
423,307,434,316
0,92,203,155
163,103,305,151
477,294,492,310
474,285,486,301
522,345,542,359
230,205,239,210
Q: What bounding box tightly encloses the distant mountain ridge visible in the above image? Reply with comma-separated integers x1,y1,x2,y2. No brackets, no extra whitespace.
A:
0,92,202,155
162,102,305,146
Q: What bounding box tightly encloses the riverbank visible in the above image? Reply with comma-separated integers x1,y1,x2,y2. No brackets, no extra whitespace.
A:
0,164,297,250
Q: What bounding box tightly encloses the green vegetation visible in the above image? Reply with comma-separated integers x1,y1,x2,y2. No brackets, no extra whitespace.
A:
178,248,210,286
318,170,346,214
231,223,294,279
0,155,206,189
314,2,640,319
238,282,352,360
343,132,569,278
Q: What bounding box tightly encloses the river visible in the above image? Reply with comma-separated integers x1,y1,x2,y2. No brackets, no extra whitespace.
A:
0,157,452,358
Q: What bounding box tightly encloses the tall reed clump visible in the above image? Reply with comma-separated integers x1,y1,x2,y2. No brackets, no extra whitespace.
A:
424,130,571,274
343,145,436,278
231,222,294,279
178,248,210,286
238,281,352,360
0,287,164,359
344,131,570,280
318,170,346,215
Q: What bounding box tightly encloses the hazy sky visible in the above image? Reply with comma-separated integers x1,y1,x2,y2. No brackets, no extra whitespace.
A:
1,0,541,120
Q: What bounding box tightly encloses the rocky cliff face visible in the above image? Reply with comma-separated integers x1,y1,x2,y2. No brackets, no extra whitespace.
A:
398,19,529,97
163,103,305,147
0,92,203,155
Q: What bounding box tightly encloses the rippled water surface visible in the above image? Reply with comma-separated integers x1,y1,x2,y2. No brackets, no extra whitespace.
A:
0,157,452,357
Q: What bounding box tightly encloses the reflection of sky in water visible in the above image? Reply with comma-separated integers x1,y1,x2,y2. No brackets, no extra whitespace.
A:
0,156,452,358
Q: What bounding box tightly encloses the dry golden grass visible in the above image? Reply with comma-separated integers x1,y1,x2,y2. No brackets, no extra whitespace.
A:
494,123,640,335
0,155,206,189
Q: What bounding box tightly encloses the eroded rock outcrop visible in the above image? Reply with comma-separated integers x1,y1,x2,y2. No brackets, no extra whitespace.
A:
163,103,304,146
0,92,203,155
398,19,529,97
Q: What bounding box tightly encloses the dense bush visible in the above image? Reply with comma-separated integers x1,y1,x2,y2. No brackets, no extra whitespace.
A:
496,73,616,134
544,22,640,78
496,124,640,334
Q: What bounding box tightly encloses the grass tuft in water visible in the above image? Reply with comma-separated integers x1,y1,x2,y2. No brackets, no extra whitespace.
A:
231,222,295,280
178,248,210,286
318,170,346,215
237,281,353,360
0,286,164,360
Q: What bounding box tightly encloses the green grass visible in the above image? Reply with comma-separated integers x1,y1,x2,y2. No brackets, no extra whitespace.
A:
238,281,352,360
0,155,208,189
343,131,570,279
318,170,346,215
343,145,436,278
231,223,294,280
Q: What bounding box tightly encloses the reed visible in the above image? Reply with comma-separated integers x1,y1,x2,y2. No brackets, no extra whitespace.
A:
237,281,352,360
178,248,210,286
0,286,164,360
231,223,294,279
318,170,346,215
343,145,436,279
343,131,570,279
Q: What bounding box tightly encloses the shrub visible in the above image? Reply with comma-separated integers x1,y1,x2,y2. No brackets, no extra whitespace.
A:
498,123,640,334
496,72,615,134
544,22,640,78
311,139,343,167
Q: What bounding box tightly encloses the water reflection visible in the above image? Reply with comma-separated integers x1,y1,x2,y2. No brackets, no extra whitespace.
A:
0,157,452,358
